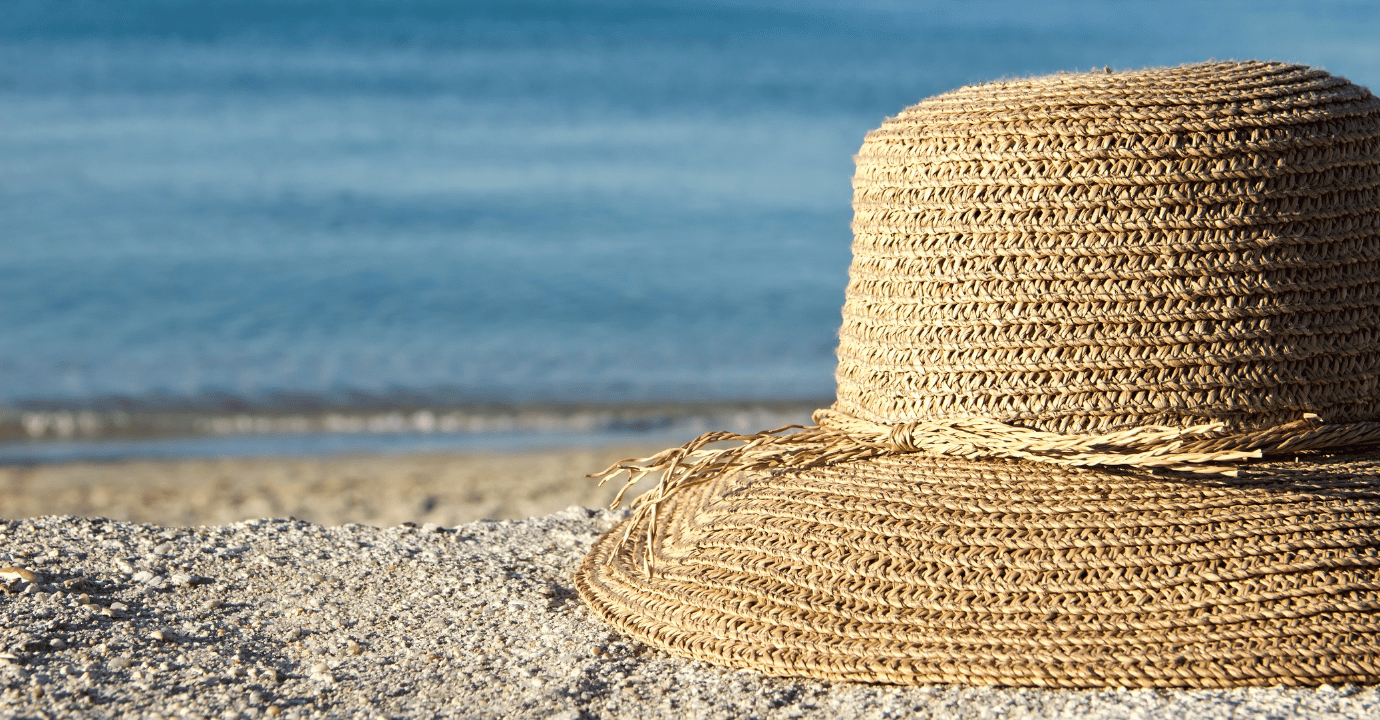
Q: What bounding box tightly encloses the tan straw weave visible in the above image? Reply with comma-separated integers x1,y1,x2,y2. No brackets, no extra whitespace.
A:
576,61,1380,687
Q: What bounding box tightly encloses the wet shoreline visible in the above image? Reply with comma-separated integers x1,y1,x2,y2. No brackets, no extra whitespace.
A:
0,399,821,463
0,445,664,528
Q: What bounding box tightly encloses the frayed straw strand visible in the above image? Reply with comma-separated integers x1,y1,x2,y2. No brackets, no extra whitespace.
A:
590,411,1380,573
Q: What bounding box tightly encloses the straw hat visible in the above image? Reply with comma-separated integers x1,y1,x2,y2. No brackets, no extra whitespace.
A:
575,61,1380,688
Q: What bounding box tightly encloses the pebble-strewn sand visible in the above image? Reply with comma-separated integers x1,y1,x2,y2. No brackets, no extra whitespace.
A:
2,510,1376,719
0,447,660,527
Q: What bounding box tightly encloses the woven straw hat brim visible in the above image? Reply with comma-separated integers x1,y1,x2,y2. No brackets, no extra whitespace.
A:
576,452,1380,688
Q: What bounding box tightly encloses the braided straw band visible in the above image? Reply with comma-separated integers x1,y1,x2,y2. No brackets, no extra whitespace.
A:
591,411,1380,572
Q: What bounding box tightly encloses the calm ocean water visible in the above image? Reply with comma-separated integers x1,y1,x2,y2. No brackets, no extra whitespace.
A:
3,0,1379,459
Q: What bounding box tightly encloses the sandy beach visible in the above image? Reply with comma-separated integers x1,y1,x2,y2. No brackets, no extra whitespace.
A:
3,448,1379,718
1,509,1375,719
0,446,661,528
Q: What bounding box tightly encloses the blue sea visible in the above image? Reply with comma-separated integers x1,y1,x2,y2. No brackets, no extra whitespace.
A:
3,0,1379,460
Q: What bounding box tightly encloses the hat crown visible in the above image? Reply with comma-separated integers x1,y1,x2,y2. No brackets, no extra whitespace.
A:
836,61,1380,435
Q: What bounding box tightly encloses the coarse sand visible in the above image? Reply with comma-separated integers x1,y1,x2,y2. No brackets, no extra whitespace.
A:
1,509,1378,719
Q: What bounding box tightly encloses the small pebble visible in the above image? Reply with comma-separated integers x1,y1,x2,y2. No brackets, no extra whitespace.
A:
48,638,66,650
109,657,131,670
111,602,128,611
170,573,194,586
150,630,169,642
346,641,362,656
132,570,155,584
266,706,280,717
203,599,224,611
310,662,334,683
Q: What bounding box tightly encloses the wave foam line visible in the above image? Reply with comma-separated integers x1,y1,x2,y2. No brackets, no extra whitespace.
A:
0,403,823,444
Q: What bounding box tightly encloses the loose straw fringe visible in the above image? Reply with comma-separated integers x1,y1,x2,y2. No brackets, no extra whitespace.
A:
591,410,1380,572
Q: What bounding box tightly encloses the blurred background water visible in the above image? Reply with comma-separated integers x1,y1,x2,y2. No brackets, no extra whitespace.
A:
3,0,1379,460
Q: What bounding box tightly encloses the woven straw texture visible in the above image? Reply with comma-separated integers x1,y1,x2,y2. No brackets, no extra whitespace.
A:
578,453,1380,687
576,61,1380,687
839,60,1380,435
